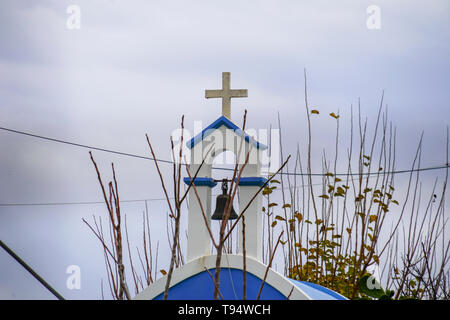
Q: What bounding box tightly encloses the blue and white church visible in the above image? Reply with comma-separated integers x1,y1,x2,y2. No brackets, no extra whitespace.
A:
135,72,346,300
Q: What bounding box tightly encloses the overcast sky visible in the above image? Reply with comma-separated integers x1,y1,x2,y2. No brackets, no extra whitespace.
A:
0,0,449,299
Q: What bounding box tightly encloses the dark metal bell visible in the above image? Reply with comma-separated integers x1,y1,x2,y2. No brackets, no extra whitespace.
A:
211,180,238,220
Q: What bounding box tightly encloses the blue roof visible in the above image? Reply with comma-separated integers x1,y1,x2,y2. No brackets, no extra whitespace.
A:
187,116,268,150
154,268,285,300
288,279,347,300
152,268,346,300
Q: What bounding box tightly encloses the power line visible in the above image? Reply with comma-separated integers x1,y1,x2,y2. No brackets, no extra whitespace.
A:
0,240,65,300
0,198,166,207
0,125,448,177
0,178,382,207
0,125,173,165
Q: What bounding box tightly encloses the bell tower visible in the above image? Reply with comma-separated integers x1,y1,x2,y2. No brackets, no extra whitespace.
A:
183,72,267,262
135,72,347,300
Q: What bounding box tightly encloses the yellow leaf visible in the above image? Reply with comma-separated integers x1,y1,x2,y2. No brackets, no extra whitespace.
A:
275,215,286,221
369,215,378,223
346,228,352,234
315,219,323,225
336,186,345,194
311,109,319,114
271,221,277,227
329,112,339,119
319,194,329,199
373,255,380,264
282,203,291,208
294,212,303,222
356,212,365,218
160,269,167,275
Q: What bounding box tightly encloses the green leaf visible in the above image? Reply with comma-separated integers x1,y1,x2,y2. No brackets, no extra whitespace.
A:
358,274,385,299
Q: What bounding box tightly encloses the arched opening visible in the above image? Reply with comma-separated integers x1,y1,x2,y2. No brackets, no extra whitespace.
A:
210,150,240,255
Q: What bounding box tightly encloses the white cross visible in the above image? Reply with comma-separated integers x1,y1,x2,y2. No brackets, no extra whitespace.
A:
205,72,248,119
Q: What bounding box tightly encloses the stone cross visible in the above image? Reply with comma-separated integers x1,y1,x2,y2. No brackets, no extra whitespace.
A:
205,72,248,119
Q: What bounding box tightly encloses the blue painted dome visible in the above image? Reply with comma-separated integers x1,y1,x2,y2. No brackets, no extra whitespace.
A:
153,268,346,300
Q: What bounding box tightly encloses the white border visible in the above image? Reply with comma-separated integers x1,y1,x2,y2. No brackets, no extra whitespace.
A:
134,254,312,300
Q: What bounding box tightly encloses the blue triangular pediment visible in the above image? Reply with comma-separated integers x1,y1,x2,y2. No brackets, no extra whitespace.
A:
187,116,268,150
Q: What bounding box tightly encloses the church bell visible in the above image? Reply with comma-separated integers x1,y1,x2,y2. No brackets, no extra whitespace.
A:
211,179,238,220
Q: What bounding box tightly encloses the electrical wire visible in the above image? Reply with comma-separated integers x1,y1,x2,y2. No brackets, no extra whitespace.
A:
1,125,448,176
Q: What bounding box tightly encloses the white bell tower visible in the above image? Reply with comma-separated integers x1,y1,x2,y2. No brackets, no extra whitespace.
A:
135,73,347,300
183,72,268,262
